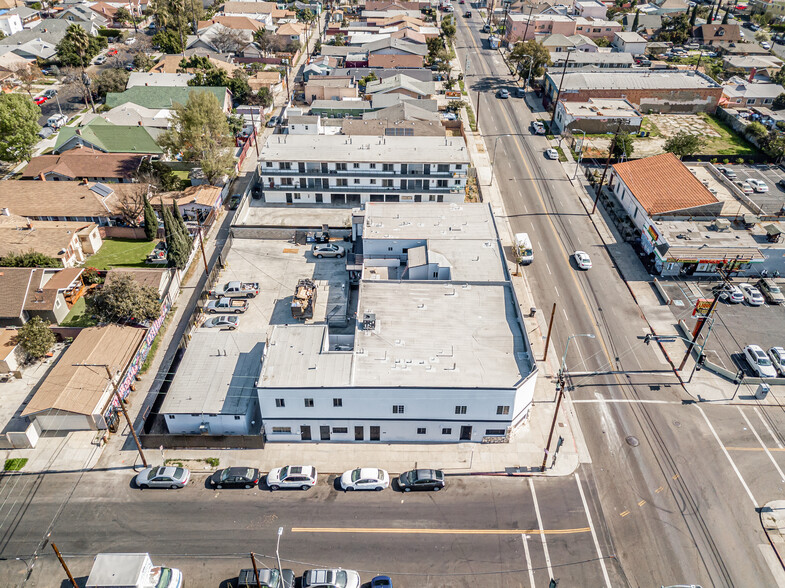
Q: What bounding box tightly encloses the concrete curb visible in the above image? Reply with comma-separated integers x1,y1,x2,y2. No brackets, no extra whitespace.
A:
761,501,785,573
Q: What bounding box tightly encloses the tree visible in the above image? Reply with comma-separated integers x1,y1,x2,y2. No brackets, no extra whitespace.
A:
114,6,133,26
12,64,42,97
594,37,610,47
211,26,249,53
253,29,274,55
161,200,189,269
298,7,315,23
313,37,322,55
509,40,551,81
659,14,691,44
774,93,785,111
427,36,443,60
773,65,785,86
612,131,634,159
143,194,158,241
331,33,345,46
56,24,106,67
441,15,456,41
138,158,181,191
0,250,60,267
632,9,640,31
663,131,705,158
94,67,129,98
0,94,40,163
152,28,183,54
248,86,273,108
159,90,235,184
746,121,768,139
16,317,55,361
171,200,193,251
689,3,697,26
133,52,155,71
87,273,161,323
360,71,378,88
116,183,148,226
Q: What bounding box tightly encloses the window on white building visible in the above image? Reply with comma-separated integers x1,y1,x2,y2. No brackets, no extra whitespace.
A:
485,429,506,436
275,398,285,407
442,428,452,434
417,427,426,434
333,427,348,433
168,414,175,419
272,427,292,433
455,405,467,414
333,398,343,407
304,398,314,407
393,405,404,414
496,405,510,415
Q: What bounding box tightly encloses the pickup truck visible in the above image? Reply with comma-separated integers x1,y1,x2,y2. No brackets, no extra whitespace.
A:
210,281,260,298
205,297,248,314
86,553,183,588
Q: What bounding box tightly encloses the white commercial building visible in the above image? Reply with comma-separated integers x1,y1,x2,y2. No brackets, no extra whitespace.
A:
0,13,23,36
257,203,538,443
257,135,470,205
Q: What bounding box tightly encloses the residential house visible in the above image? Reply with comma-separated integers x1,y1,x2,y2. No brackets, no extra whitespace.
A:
363,101,440,121
504,13,622,44
196,15,265,33
56,4,108,32
149,54,241,75
0,267,83,327
221,1,288,23
0,329,21,374
187,22,254,53
573,17,624,40
750,0,785,18
647,0,689,14
156,185,224,222
574,0,607,18
721,76,782,108
620,12,662,32
554,98,643,133
2,38,56,60
0,19,76,50
256,203,536,444
256,135,470,205
333,67,434,83
541,33,598,53
550,51,634,68
247,70,283,94
81,104,172,131
716,41,773,56
21,325,146,432
310,93,439,118
304,75,358,103
286,114,323,135
365,73,435,98
54,119,163,155
105,85,232,113
303,55,337,81
275,22,307,46
612,31,648,54
693,24,742,45
6,6,41,29
105,267,178,306
0,214,102,268
89,2,123,24
723,55,784,79
21,152,145,182
0,180,136,225
542,70,723,113
0,12,22,36
126,72,195,88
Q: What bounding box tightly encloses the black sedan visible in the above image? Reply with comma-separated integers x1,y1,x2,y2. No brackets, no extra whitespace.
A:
398,469,445,492
209,467,260,489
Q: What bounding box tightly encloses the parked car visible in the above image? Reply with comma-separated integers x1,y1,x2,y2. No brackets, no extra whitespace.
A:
464,10,472,16
94,55,107,65
211,281,260,298
371,577,393,588
736,181,753,194
574,250,592,270
205,297,249,314
515,87,526,98
266,465,318,490
33,96,47,105
744,344,777,378
42,88,57,98
340,467,389,491
739,282,765,305
532,121,546,135
496,88,509,99
267,116,278,127
38,127,54,139
398,469,445,492
719,166,737,179
107,48,119,56
545,148,559,160
713,283,744,304
202,315,240,329
769,347,785,376
302,570,361,588
748,178,768,192
209,467,260,489
237,569,295,588
312,243,345,258
125,36,136,45
762,41,771,49
135,466,190,489
757,278,785,304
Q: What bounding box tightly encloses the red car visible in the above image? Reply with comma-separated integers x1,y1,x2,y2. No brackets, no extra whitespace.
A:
33,96,48,105
107,48,118,56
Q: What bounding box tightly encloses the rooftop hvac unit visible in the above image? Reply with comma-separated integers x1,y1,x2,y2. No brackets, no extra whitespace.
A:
198,423,210,435
363,312,376,331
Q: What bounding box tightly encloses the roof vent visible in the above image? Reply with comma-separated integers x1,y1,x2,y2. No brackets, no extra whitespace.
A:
362,312,376,330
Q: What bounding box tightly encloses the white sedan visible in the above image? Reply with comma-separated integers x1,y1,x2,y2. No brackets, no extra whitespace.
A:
202,315,239,329
744,344,777,378
748,178,769,193
739,282,765,306
736,181,753,194
340,467,389,491
574,250,592,270
545,148,559,160
769,347,785,376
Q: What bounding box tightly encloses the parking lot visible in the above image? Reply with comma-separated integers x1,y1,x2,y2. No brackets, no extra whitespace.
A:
725,164,785,215
661,279,785,376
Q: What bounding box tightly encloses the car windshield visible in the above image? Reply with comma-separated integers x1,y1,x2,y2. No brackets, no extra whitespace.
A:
279,466,289,478
335,571,348,588
759,357,773,366
351,469,361,482
156,568,172,588
377,469,385,479
174,468,184,478
771,286,782,294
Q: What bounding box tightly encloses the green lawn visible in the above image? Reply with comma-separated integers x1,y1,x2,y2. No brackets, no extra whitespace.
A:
699,113,760,157
86,239,159,270
60,296,98,328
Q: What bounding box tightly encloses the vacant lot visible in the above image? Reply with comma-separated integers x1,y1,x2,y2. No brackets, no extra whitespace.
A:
86,238,159,270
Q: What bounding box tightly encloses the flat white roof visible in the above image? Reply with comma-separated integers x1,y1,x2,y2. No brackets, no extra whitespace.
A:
362,202,496,241
549,70,721,90
563,98,641,118
161,331,263,415
87,554,149,587
259,134,470,164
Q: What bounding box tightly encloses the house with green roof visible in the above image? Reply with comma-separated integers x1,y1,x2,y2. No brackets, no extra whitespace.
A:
104,86,232,113
54,119,163,156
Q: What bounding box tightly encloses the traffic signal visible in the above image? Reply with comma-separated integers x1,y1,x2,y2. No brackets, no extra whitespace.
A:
643,334,652,345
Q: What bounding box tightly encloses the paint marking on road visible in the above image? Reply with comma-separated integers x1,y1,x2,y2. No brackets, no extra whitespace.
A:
725,447,785,452
575,473,612,588
538,241,543,251
637,500,646,507
697,404,758,508
620,510,630,517
554,286,560,298
521,534,536,588
562,308,570,322
572,399,679,404
545,263,552,275
290,527,591,535
529,478,554,579
655,486,664,494
672,474,679,480
738,406,785,482
755,406,784,449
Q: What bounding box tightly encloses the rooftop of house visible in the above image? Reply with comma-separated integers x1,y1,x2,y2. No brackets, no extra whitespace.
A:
0,180,136,218
362,202,497,241
158,184,222,208
22,325,146,417
341,118,445,136
551,51,633,64
222,0,277,13
260,134,470,164
546,69,721,90
561,98,641,117
362,101,440,121
21,152,145,180
365,73,435,95
197,15,265,31
724,55,784,69
160,331,263,415
126,72,195,88
0,214,96,259
0,18,74,46
276,22,305,35
55,120,162,154
612,153,720,215
722,77,783,99
149,54,240,74
305,75,356,87
105,85,228,110
614,30,647,42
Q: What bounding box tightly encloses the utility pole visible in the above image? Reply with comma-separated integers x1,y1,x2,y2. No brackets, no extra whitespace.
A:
548,49,573,132
475,89,481,129
592,120,623,215
678,275,723,371
197,223,209,277
250,553,263,588
542,302,557,362
52,544,78,588
522,5,533,43
540,375,566,472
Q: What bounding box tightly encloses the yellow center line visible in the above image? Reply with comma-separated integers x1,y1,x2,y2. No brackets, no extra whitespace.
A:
291,527,591,536
725,446,785,451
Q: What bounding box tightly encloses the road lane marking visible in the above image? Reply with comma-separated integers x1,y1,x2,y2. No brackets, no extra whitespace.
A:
563,308,570,322
738,406,785,483
655,486,664,493
620,510,630,517
637,500,646,507
572,399,679,404
545,263,552,275
672,474,679,480
554,286,560,297
529,478,554,579
521,534,536,588
755,406,784,449
725,447,785,451
575,473,612,588
697,405,758,508
290,527,591,535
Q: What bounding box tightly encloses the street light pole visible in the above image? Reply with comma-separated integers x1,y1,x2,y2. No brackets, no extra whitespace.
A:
275,527,284,585
572,129,586,180
559,333,595,378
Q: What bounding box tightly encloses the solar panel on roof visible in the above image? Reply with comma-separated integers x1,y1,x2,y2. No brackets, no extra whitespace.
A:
90,182,114,198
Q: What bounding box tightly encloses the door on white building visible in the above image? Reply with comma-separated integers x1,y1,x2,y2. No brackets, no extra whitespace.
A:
460,426,472,440
300,425,311,441
370,426,380,441
320,425,330,441
355,426,363,441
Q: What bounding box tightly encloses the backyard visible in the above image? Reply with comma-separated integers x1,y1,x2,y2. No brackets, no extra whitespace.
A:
85,238,160,270
60,296,97,328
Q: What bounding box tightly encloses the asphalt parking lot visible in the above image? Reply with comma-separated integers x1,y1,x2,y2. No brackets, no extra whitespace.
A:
727,164,785,215
661,279,785,376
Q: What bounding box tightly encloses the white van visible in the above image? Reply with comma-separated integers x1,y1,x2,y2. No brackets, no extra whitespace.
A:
514,232,533,265
46,114,67,129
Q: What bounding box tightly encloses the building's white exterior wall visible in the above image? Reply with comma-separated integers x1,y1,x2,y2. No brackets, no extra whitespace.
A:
164,409,256,435
0,14,23,36
258,377,536,443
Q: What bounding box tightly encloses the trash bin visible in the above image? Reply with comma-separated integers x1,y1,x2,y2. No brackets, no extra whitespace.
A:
757,383,770,399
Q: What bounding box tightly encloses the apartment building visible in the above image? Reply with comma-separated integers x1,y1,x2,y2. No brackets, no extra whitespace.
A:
504,13,622,44
256,135,470,205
